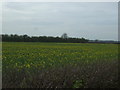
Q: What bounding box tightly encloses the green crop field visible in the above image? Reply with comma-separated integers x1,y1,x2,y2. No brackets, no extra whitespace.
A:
2,42,119,88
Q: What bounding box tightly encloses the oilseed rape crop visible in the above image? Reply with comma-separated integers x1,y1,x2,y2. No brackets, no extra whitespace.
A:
2,42,119,88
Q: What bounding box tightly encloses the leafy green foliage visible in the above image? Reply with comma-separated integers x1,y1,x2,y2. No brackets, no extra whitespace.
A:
73,80,84,88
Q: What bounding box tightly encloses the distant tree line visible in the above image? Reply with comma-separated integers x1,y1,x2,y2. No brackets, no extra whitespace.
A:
1,34,89,43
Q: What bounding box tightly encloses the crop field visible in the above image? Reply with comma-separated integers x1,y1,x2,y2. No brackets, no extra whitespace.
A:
2,42,119,88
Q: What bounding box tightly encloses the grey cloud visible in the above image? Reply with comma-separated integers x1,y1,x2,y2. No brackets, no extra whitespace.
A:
2,2,118,41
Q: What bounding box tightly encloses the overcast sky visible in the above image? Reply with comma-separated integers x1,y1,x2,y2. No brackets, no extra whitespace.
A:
2,2,118,41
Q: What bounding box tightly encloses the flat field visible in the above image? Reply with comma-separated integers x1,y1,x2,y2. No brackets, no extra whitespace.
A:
2,42,119,88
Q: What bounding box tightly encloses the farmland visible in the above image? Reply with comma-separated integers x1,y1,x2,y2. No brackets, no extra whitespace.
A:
2,42,119,88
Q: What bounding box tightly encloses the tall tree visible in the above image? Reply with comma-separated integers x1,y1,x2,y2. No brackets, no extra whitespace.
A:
61,33,68,39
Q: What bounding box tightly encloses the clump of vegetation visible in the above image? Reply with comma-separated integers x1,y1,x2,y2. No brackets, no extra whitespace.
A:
1,34,88,43
2,42,119,88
